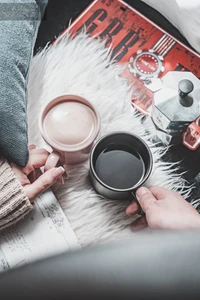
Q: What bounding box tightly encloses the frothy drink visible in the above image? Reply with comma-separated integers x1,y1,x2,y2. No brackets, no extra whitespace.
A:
43,101,97,150
39,95,100,167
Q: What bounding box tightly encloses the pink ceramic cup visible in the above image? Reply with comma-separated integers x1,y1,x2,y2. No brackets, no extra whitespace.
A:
39,95,100,171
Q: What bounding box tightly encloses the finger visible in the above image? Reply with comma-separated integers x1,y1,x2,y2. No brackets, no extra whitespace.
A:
29,148,50,155
12,166,31,186
136,187,157,213
24,167,65,200
28,144,37,151
23,149,50,175
130,216,148,232
126,201,140,216
149,186,174,200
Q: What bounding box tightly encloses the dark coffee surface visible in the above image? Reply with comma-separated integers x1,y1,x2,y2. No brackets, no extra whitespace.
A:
95,144,145,189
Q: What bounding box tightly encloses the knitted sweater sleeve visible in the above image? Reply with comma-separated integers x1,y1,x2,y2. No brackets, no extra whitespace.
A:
0,159,33,230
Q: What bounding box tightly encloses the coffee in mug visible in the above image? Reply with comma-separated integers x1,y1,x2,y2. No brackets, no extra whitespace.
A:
90,132,153,201
95,143,145,190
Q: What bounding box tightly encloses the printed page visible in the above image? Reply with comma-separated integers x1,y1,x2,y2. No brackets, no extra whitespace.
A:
0,189,81,272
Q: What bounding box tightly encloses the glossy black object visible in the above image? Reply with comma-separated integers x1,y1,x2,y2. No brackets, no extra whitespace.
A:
90,132,153,200
179,79,194,98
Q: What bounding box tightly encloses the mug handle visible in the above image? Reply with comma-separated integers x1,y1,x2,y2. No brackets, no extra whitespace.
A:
44,151,62,172
131,191,145,216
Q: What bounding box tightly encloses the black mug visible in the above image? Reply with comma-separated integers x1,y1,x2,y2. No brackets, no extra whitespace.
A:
90,132,153,201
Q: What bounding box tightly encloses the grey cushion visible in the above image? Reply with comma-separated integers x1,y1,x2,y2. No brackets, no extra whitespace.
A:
0,0,48,166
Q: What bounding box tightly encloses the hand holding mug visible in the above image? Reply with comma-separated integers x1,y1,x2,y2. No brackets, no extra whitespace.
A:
11,145,65,201
127,186,200,231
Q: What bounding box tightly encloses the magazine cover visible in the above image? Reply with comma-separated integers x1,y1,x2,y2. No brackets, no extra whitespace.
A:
62,0,200,150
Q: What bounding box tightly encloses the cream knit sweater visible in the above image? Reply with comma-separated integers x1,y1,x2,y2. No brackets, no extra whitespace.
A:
0,159,32,230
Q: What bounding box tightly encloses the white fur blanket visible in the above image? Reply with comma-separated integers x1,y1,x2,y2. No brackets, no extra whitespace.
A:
28,33,190,247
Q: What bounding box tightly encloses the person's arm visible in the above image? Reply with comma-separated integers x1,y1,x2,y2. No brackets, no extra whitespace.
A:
0,146,65,231
0,159,32,230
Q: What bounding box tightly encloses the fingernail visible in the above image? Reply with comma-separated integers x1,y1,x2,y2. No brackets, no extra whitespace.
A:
53,166,65,177
57,175,65,185
136,187,149,200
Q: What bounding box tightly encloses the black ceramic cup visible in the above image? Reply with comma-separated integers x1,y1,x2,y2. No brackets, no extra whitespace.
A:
90,132,153,201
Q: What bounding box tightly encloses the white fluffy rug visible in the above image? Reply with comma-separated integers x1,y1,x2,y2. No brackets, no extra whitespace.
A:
27,33,190,247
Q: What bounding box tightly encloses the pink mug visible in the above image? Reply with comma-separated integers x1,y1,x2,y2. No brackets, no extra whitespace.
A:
39,95,100,171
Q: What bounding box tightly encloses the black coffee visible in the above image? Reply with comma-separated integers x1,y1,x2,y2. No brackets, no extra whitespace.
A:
95,143,145,189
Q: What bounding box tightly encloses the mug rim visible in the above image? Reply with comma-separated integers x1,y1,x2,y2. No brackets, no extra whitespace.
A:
90,131,153,192
39,95,101,153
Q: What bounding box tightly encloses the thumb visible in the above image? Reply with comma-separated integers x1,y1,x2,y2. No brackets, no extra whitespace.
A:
24,167,65,200
136,187,157,213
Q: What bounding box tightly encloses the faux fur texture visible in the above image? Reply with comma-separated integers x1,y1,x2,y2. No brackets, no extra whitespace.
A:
28,33,191,247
